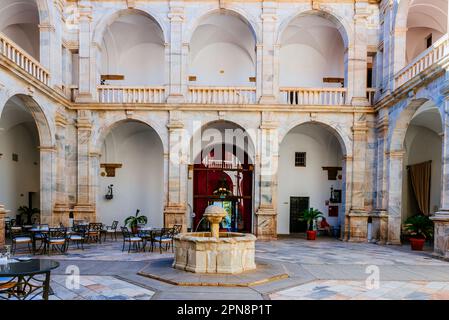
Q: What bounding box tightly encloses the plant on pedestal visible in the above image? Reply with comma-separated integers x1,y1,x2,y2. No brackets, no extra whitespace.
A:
404,214,433,251
300,208,323,240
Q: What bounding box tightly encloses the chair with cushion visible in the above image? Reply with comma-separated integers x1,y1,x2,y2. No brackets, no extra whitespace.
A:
31,224,49,254
0,277,17,299
173,224,182,235
151,228,173,253
11,228,32,254
103,220,119,241
120,227,143,253
67,224,87,250
44,227,68,255
86,223,103,244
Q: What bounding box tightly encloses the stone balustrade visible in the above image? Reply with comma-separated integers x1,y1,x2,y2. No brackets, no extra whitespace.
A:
188,86,257,104
395,34,449,89
279,87,347,105
0,32,50,86
97,86,166,104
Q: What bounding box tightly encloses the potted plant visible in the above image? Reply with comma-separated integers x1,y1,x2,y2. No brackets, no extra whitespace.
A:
404,214,433,251
124,209,147,234
300,208,323,240
18,206,40,225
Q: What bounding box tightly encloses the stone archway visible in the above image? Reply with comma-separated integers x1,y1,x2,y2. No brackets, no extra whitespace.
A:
387,98,443,244
0,94,54,235
277,121,348,237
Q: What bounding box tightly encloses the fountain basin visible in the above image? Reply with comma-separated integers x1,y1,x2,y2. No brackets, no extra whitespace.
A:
173,232,257,274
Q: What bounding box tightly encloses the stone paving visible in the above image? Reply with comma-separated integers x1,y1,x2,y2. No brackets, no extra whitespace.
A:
8,236,449,300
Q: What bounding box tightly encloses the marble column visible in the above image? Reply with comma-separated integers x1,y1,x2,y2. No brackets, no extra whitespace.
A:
53,112,70,226
164,112,187,231
73,111,95,221
75,1,94,102
341,155,353,241
431,91,449,258
39,23,62,89
350,1,369,106
167,2,186,103
373,114,389,243
258,3,277,104
39,146,56,225
255,113,278,239
348,118,369,242
0,204,6,247
380,1,394,94
386,149,405,245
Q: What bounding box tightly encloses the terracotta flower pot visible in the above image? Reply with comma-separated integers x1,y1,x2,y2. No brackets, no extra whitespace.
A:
306,230,317,240
410,238,425,251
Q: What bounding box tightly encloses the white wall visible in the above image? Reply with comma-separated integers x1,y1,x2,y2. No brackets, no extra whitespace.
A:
279,15,345,87
189,13,256,86
0,107,40,218
97,122,164,228
277,124,343,234
402,124,442,222
406,28,444,63
101,13,165,86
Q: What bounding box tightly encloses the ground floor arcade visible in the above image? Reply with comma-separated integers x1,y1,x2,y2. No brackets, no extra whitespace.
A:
1,89,449,258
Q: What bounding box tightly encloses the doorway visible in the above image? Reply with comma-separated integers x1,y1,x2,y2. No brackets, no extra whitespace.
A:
290,196,309,233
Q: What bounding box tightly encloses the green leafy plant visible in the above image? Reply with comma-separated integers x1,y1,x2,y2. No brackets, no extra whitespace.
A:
124,209,147,232
404,214,433,239
18,206,40,224
300,208,323,231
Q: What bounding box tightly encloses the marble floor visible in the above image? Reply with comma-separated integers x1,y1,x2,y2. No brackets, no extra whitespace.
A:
8,236,449,300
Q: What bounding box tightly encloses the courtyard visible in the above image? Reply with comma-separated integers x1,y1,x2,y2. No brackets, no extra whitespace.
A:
9,237,449,300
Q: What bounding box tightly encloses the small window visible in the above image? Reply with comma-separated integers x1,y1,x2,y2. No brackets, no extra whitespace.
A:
426,34,433,48
295,152,306,167
12,153,18,162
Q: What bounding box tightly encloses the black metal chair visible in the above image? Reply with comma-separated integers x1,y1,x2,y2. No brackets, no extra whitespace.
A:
11,228,32,254
86,223,103,243
120,227,143,253
103,220,119,241
151,228,173,253
43,228,68,255
31,224,49,254
67,224,87,250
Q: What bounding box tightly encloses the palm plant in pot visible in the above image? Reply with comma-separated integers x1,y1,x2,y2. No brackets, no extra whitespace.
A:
300,208,323,240
404,214,433,251
124,209,147,234
18,206,40,225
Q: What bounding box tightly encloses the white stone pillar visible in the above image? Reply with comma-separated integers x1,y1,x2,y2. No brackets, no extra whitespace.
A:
53,112,70,225
349,1,369,106
348,118,369,242
76,1,94,102
167,2,186,103
164,111,187,231
73,111,95,221
432,90,449,258
386,149,405,245
39,145,56,225
255,112,279,239
381,1,394,94
258,2,278,104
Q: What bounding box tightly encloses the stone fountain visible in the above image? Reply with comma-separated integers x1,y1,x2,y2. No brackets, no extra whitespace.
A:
173,205,257,274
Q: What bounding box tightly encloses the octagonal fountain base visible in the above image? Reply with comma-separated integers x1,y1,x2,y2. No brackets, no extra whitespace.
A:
173,232,257,274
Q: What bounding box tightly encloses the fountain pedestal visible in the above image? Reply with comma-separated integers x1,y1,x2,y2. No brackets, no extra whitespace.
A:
173,205,257,274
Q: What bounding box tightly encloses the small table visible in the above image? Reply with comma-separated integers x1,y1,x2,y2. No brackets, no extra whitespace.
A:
29,227,49,254
0,259,59,300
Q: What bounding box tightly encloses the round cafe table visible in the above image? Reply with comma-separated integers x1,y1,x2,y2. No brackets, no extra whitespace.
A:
0,259,59,300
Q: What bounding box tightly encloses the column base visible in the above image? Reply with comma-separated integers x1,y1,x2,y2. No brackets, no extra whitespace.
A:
259,95,277,105
53,204,70,226
430,211,449,258
72,204,96,222
75,93,95,103
164,204,187,232
347,209,369,242
254,206,277,240
166,94,185,104
371,209,388,244
351,97,370,107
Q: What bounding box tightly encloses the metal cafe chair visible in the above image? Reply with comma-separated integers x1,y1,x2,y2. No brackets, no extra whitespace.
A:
120,227,144,253
43,228,68,255
103,220,119,241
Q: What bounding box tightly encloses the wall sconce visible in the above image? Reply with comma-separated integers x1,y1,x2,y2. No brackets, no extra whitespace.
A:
105,184,114,200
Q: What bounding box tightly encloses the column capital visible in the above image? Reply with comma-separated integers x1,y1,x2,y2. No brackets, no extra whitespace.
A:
38,145,57,153
386,149,405,158
55,112,68,127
